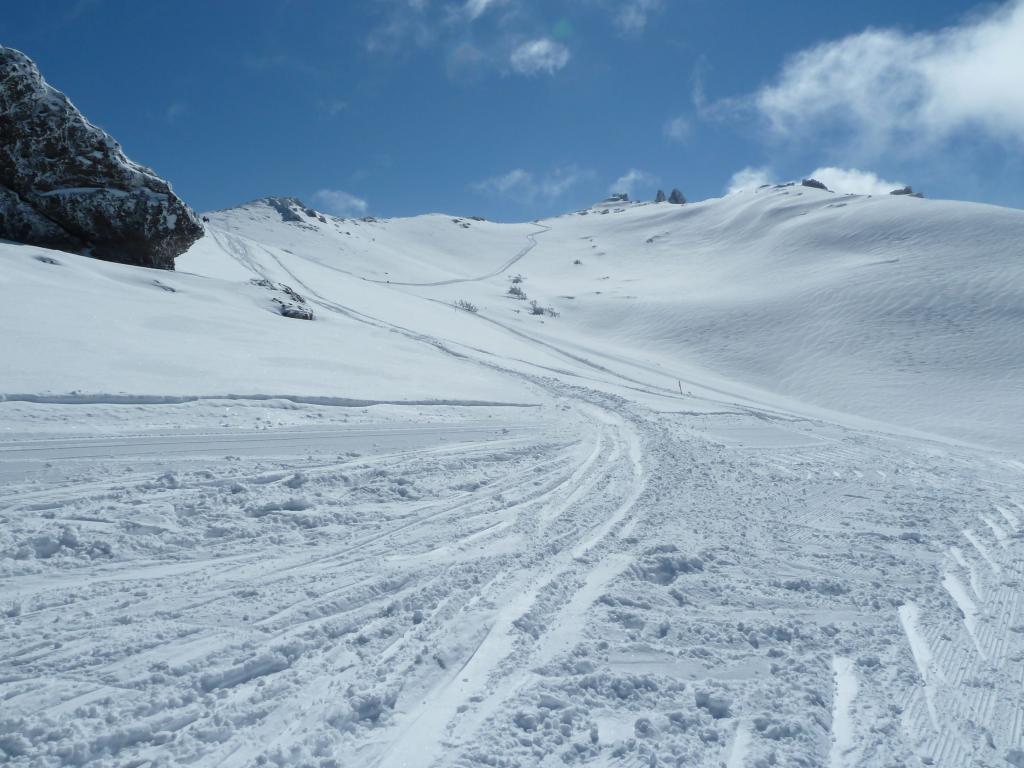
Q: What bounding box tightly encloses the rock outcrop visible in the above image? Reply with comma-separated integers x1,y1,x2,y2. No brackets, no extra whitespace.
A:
0,46,203,269
668,188,686,205
251,278,315,320
890,186,924,198
801,178,829,191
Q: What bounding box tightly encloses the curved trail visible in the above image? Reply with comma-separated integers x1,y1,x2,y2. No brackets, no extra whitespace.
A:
359,223,551,287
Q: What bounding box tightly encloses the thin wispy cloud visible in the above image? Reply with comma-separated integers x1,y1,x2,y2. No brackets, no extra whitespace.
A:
610,169,658,197
806,167,904,195
462,0,508,22
364,0,669,82
474,166,590,202
164,101,188,122
446,42,488,83
509,38,570,76
312,189,369,217
754,0,1024,154
476,169,532,195
317,99,349,118
365,0,436,54
614,0,664,36
726,167,773,194
663,115,691,143
726,166,903,195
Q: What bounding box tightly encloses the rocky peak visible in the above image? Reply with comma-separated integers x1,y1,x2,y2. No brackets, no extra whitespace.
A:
255,197,327,223
668,188,686,205
800,178,830,191
0,46,203,269
890,186,924,198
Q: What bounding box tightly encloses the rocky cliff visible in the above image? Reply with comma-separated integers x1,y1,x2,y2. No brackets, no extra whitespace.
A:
0,46,203,269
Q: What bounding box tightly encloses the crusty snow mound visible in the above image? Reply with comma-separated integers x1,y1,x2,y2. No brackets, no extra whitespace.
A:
0,46,203,269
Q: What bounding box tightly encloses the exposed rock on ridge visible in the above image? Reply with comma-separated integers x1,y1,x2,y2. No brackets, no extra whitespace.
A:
890,186,924,198
0,46,203,269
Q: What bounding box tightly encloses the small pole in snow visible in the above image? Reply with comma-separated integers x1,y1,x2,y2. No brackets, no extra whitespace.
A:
678,380,683,396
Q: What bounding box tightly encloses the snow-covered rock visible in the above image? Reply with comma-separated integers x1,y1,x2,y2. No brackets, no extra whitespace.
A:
0,46,203,269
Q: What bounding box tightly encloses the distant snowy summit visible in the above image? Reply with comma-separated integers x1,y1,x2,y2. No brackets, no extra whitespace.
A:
0,46,203,269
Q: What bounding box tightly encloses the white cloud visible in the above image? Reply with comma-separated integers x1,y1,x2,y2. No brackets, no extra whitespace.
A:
540,167,589,199
610,169,658,197
365,1,436,54
724,166,903,195
312,189,369,217
474,166,589,202
317,99,348,117
462,0,507,21
510,38,570,76
726,167,773,194
807,167,904,195
755,0,1024,152
663,115,690,143
475,169,533,196
615,0,664,35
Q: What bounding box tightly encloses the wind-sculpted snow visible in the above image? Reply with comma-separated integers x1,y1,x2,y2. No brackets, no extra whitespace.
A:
0,46,203,269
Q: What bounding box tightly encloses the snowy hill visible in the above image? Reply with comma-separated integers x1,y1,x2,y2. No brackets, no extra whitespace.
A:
4,187,1024,768
0,242,529,405
176,187,1024,450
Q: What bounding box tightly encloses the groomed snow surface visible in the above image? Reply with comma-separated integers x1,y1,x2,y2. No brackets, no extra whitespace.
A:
2,187,1024,767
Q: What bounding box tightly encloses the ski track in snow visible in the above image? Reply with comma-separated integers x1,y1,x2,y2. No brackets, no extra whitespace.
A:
4,194,1024,767
6,382,1022,768
828,657,859,768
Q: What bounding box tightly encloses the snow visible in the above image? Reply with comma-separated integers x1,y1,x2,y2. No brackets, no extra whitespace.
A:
0,243,531,404
2,188,1024,767
828,657,859,768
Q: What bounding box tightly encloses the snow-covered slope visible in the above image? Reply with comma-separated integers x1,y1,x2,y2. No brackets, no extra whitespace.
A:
180,188,1024,450
0,242,531,404
4,186,1020,441
4,189,1024,768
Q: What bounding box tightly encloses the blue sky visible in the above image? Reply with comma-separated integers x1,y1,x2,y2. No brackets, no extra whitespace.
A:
3,0,1024,220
